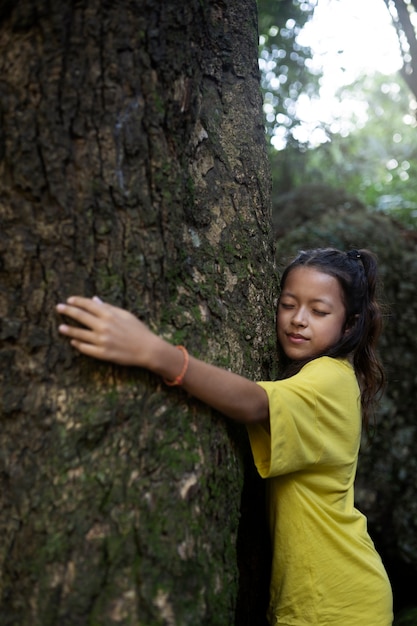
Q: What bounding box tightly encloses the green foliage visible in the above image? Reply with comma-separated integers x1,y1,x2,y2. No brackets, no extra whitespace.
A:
257,2,417,230
258,0,320,147
269,72,417,230
394,607,417,626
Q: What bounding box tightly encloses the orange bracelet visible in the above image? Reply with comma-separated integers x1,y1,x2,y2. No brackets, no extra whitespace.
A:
163,345,189,386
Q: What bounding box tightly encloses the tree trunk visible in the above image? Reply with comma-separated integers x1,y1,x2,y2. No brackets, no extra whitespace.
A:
0,1,275,624
383,0,417,99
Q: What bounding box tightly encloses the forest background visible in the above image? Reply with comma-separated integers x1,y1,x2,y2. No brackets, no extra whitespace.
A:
259,0,417,229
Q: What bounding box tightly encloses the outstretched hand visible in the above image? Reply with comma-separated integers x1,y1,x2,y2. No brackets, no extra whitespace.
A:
56,297,270,425
56,296,158,367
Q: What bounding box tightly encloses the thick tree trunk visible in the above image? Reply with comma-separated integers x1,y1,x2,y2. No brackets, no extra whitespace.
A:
0,1,275,624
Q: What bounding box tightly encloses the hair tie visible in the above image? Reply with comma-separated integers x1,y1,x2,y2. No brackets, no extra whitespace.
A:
347,249,361,260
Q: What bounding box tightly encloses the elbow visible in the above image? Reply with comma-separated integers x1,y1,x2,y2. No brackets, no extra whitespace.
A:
243,393,270,425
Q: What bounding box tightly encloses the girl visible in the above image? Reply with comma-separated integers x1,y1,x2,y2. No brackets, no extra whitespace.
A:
56,247,393,626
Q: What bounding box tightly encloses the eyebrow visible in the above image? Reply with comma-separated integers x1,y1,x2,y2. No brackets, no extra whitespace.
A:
281,291,333,307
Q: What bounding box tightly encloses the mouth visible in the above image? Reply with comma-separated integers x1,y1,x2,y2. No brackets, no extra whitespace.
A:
286,333,309,343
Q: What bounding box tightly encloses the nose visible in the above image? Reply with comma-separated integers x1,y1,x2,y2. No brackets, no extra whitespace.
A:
291,307,307,327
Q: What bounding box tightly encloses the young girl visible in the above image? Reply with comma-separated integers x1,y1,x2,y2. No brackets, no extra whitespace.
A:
56,247,393,626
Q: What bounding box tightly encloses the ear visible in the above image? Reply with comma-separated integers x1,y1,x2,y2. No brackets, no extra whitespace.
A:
344,314,359,334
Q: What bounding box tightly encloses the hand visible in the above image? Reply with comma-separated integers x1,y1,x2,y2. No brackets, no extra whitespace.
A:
56,298,270,425
56,296,158,367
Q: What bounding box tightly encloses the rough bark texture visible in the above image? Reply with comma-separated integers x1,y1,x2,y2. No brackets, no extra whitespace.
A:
0,1,275,624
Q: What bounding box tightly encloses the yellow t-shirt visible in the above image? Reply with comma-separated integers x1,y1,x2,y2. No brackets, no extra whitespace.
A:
247,357,393,626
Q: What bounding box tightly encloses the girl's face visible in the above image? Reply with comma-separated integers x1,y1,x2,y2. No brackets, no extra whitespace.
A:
277,266,347,361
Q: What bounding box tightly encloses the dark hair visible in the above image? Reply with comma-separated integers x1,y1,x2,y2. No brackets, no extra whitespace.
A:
278,248,385,433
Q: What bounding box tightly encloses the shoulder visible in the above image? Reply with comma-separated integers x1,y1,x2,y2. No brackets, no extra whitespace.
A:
299,356,358,393
258,357,358,400
301,356,354,379
296,358,361,425
258,357,352,387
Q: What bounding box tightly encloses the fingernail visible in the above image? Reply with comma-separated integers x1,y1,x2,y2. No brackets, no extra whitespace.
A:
56,303,65,312
93,296,103,304
58,324,68,333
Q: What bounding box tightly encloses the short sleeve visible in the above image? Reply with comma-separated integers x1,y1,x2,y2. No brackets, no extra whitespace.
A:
247,358,361,479
247,376,323,478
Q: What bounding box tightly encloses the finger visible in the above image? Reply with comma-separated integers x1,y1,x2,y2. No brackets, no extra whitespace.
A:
58,323,98,344
66,296,106,315
56,301,103,329
69,339,108,360
56,297,106,321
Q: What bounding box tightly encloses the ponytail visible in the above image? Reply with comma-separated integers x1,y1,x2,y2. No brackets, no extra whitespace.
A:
350,250,385,433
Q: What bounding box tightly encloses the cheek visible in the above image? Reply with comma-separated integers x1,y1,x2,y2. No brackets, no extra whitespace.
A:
276,310,285,331
332,321,346,341
276,315,288,343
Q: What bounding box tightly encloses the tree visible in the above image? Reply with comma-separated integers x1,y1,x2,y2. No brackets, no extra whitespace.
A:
257,0,320,148
382,0,417,100
0,1,276,624
269,71,417,229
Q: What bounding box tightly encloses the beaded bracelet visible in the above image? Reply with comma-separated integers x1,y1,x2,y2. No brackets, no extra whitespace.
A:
163,345,189,386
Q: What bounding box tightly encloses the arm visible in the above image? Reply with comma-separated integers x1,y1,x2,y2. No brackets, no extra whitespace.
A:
56,296,269,425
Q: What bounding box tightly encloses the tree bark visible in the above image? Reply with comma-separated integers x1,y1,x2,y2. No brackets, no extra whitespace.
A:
382,0,417,99
0,1,275,625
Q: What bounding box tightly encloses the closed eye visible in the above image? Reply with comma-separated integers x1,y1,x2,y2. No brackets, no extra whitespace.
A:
313,309,329,316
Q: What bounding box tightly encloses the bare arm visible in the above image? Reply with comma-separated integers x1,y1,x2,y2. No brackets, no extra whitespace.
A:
56,296,269,425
